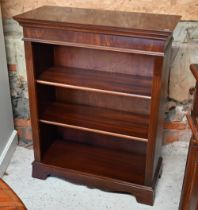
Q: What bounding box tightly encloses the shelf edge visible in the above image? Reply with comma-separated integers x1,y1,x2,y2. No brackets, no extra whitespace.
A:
36,80,152,99
23,38,165,57
39,119,148,142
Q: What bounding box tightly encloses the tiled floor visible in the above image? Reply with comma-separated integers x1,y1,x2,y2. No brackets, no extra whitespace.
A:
3,141,189,210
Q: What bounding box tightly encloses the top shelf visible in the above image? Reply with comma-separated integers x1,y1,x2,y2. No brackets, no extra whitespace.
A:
36,66,152,98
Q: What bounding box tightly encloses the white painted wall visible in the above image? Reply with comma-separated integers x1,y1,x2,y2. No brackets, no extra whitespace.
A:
0,5,17,177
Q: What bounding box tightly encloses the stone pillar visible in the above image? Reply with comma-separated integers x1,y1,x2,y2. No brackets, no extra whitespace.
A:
164,21,198,144
3,19,32,146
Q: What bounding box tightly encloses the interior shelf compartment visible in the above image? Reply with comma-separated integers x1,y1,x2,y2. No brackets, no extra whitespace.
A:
41,139,146,184
39,101,149,142
33,43,154,98
36,66,152,98
39,123,147,185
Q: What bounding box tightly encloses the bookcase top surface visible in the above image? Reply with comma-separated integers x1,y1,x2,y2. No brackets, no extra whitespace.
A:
15,6,180,34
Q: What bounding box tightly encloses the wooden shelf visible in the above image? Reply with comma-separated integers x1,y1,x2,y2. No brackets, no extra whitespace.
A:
36,66,152,98
40,102,149,141
42,139,146,184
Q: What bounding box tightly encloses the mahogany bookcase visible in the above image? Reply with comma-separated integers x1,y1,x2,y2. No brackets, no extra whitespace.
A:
14,6,180,205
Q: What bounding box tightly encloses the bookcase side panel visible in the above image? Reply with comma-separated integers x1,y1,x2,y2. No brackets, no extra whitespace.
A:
145,39,172,185
145,55,164,185
24,41,41,161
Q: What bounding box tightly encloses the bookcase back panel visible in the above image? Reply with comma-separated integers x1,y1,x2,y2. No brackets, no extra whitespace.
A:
32,42,155,78
15,5,180,205
56,88,150,115
37,84,150,116
39,123,146,155
54,46,154,77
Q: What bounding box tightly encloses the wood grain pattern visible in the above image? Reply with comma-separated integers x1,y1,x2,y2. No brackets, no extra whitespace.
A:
55,88,151,115
15,6,179,206
24,31,166,56
32,159,159,205
37,66,152,98
37,84,151,115
39,102,149,141
53,46,155,77
146,41,172,184
24,42,41,161
2,0,195,20
42,139,146,184
145,56,164,185
0,179,26,210
58,126,147,155
14,6,180,34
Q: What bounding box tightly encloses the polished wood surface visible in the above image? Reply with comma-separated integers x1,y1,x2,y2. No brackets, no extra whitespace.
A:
179,64,198,210
15,6,181,56
55,88,151,115
32,158,161,206
53,46,155,77
42,139,146,184
58,126,147,155
24,42,41,161
0,179,26,210
179,136,198,210
39,102,149,141
14,6,180,34
15,6,179,206
24,28,167,56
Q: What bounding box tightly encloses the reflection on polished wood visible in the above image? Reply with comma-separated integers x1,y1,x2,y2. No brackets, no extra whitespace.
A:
37,66,152,98
0,179,26,210
15,6,180,34
14,6,180,206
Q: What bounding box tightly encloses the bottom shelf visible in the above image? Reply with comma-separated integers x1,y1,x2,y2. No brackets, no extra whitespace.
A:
42,140,146,184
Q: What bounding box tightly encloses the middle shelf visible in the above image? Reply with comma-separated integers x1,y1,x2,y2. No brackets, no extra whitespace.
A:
39,102,149,142
36,66,152,98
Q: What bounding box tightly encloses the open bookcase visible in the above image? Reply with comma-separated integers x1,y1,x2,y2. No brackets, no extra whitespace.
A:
15,6,180,205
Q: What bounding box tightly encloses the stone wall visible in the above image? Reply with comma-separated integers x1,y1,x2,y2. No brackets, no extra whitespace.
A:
1,2,198,145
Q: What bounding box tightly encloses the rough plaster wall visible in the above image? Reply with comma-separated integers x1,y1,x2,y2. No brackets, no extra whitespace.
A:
170,22,198,101
1,0,198,20
3,19,26,78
